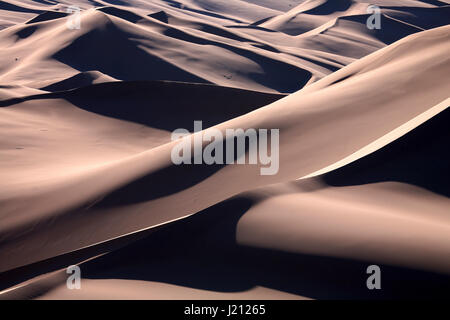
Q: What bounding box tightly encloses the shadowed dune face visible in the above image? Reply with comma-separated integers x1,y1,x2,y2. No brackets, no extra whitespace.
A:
323,108,450,197
0,0,449,300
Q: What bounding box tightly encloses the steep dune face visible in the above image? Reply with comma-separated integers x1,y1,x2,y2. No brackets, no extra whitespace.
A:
261,0,367,35
260,0,447,36
236,107,450,274
1,7,313,93
0,24,448,274
2,0,445,93
0,0,449,299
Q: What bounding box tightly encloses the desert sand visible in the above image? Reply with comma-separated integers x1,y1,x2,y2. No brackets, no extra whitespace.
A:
0,0,449,299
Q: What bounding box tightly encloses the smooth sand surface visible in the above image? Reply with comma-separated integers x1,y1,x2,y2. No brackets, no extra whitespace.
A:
0,0,449,299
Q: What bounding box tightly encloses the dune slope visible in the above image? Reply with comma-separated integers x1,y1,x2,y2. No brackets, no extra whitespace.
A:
0,0,449,299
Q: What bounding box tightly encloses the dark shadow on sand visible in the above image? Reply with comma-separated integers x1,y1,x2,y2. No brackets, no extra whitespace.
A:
323,107,450,197
0,80,284,131
80,196,450,299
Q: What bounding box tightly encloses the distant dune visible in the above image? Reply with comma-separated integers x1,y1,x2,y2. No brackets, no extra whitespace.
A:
0,0,449,299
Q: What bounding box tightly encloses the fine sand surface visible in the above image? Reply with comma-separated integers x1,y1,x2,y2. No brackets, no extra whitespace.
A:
0,0,449,299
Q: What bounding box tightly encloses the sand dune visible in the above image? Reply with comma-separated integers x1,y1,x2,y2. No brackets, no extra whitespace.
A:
237,107,450,274
0,0,449,299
